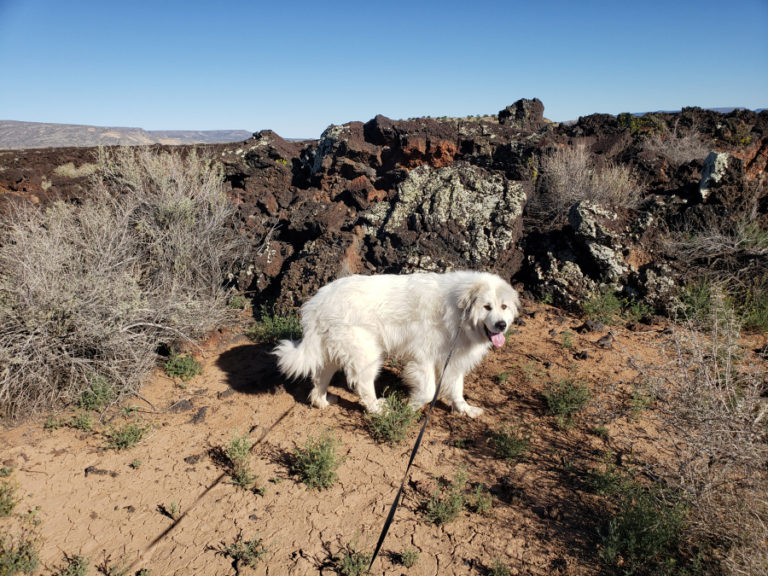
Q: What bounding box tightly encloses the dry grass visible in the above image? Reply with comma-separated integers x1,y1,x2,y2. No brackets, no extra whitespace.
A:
643,131,711,165
644,294,768,574
0,147,249,419
530,143,641,221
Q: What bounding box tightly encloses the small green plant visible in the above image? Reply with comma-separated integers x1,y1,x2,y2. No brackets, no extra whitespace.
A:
397,547,419,568
222,534,269,570
225,431,256,489
247,305,302,344
66,411,94,432
105,421,149,451
51,553,90,576
423,469,467,525
583,289,623,324
44,415,63,430
163,350,203,382
158,501,181,521
0,533,39,576
227,294,247,310
543,378,591,428
585,454,624,496
590,424,610,441
487,557,511,576
469,483,493,516
291,430,342,490
599,482,687,574
78,375,115,412
560,330,574,349
0,467,12,477
129,460,142,470
488,424,530,464
334,541,371,576
0,479,19,517
495,369,514,384
622,297,654,323
365,391,420,444
629,387,654,417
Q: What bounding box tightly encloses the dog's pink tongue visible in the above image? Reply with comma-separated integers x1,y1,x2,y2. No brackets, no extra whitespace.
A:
491,332,506,348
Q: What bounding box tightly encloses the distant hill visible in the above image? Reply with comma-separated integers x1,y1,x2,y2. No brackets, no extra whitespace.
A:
0,120,253,149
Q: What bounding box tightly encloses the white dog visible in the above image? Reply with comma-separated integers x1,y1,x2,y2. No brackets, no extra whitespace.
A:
273,271,519,417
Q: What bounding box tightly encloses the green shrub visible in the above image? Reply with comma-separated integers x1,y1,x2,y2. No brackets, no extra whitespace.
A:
469,483,493,516
291,430,342,490
105,421,149,451
423,469,467,525
397,547,419,568
583,289,623,324
0,534,39,576
51,554,89,576
488,425,530,464
222,535,269,570
225,431,256,489
0,480,18,517
78,375,115,412
247,305,302,344
365,392,420,444
543,378,590,428
487,557,511,576
163,350,203,381
600,483,687,574
334,542,371,576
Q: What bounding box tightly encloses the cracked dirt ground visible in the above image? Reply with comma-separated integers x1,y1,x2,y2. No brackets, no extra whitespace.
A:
1,300,743,576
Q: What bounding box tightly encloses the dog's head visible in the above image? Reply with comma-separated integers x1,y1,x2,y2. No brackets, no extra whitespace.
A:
458,275,520,348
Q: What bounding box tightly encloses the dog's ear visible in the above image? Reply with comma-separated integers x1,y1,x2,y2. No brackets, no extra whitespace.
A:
458,281,485,312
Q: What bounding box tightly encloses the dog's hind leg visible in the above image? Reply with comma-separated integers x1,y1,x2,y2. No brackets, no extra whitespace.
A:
341,330,385,414
308,363,338,409
403,360,437,410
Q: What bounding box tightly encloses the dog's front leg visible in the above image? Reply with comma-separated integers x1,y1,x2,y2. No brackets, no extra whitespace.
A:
443,370,484,418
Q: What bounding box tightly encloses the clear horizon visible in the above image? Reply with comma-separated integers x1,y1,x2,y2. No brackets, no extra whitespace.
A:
1,0,766,139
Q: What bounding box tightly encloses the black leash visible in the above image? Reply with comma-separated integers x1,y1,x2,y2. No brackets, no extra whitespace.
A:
367,327,462,572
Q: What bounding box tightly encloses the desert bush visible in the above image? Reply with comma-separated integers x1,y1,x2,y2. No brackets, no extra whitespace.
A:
365,391,420,444
221,534,269,570
105,421,149,451
543,377,591,428
530,144,642,221
53,161,97,179
488,424,530,464
225,431,256,489
644,296,768,574
163,350,203,382
643,130,711,165
291,429,342,490
333,541,371,576
0,533,39,576
599,481,687,575
396,547,419,568
0,479,18,517
247,304,302,344
423,469,467,525
51,554,90,576
0,147,248,419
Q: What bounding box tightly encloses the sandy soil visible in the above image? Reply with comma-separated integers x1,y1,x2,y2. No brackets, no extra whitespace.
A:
0,302,738,576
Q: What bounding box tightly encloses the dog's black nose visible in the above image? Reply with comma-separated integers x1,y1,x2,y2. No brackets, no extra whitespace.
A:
495,320,507,332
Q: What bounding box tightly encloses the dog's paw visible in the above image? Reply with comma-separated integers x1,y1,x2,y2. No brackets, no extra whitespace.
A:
309,389,336,409
454,402,484,418
364,397,386,415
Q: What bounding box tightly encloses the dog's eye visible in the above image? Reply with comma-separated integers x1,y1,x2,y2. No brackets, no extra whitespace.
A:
501,304,508,310
484,304,492,311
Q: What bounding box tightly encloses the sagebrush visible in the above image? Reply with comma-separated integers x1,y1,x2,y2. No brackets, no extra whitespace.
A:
0,147,249,418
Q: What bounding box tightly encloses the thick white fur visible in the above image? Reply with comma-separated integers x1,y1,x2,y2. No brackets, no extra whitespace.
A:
273,271,520,417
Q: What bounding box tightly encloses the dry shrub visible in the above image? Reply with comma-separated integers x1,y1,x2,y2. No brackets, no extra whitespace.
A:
0,147,248,419
642,127,711,166
530,143,641,221
646,293,768,574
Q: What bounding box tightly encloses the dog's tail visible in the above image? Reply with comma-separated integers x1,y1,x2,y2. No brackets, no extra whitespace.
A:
273,333,323,381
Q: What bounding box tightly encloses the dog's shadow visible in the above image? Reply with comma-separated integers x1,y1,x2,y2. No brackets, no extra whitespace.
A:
215,343,308,404
215,344,410,411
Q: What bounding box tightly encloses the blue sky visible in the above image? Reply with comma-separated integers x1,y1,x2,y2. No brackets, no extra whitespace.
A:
1,0,766,138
